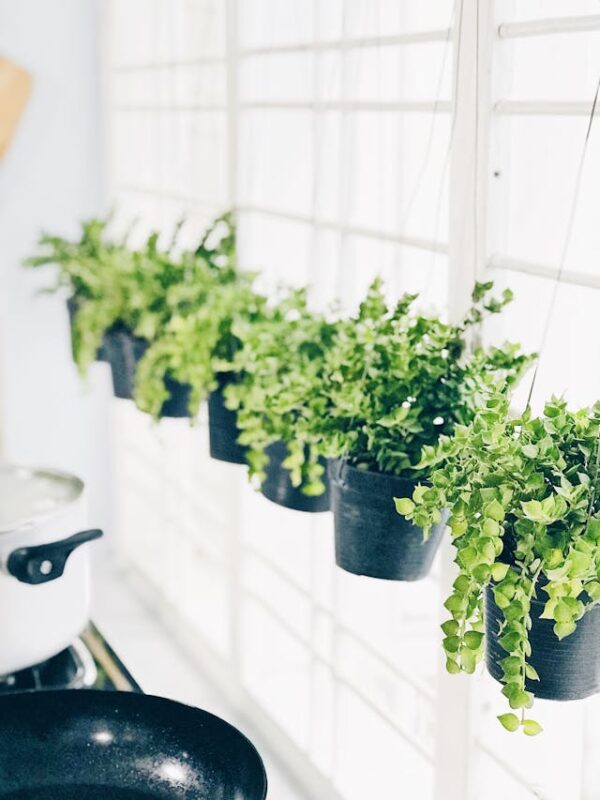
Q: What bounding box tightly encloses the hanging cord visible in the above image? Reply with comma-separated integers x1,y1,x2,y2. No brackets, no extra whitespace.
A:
423,0,465,300
524,75,600,410
392,0,457,301
334,4,457,481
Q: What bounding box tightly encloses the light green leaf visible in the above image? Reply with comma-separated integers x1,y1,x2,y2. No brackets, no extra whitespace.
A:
522,719,543,736
554,621,577,640
497,713,520,732
524,664,540,681
491,563,510,582
464,630,484,650
394,497,414,516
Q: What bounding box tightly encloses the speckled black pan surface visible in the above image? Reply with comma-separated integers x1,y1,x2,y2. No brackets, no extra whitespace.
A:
0,690,267,799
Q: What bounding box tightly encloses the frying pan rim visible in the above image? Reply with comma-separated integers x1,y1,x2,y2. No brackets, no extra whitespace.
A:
0,688,268,800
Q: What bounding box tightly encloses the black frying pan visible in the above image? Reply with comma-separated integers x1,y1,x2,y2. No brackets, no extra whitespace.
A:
0,690,267,799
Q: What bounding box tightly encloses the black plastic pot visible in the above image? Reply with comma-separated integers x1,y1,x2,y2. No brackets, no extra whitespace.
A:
67,300,191,416
105,328,191,417
485,583,600,701
260,441,330,513
208,374,247,464
104,327,148,400
329,460,447,581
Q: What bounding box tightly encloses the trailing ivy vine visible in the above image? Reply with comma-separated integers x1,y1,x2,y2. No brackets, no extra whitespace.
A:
397,391,600,735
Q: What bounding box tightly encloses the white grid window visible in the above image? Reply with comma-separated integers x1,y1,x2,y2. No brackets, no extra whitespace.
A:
106,2,600,799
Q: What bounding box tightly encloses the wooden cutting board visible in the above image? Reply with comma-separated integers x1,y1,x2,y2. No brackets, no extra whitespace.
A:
0,57,32,159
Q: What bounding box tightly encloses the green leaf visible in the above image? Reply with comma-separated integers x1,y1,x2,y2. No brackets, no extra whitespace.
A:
443,635,460,654
521,500,544,522
441,620,459,636
522,719,543,736
484,499,505,522
460,648,478,674
521,444,538,458
500,656,521,675
524,664,540,681
554,600,574,623
509,689,533,710
446,657,461,675
491,563,510,582
394,497,414,516
472,563,491,582
554,621,577,640
497,713,520,732
499,630,521,652
482,518,501,537
459,546,478,568
464,631,484,650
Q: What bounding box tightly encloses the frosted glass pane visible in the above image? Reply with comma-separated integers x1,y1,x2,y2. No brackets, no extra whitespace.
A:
346,112,450,243
344,0,453,37
496,33,600,102
491,115,600,274
237,211,313,287
342,236,449,312
483,271,600,411
238,0,314,48
239,110,314,215
346,42,452,103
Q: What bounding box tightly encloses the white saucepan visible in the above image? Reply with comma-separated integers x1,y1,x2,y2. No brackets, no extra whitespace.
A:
0,464,102,675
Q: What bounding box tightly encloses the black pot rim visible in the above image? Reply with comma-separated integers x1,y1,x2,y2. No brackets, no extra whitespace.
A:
328,457,425,494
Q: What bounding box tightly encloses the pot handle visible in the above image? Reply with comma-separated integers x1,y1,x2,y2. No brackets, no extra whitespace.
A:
6,529,103,585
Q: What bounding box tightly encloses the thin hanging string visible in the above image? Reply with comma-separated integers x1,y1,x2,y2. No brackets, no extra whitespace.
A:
423,0,465,300
394,2,456,235
392,0,457,302
335,2,458,481
524,74,600,411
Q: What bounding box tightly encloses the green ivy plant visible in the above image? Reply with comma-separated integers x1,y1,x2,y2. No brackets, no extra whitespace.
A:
26,213,252,417
224,289,338,494
25,218,137,369
311,278,534,478
133,276,266,418
397,391,600,735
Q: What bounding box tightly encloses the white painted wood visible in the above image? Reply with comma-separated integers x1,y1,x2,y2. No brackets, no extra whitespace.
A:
436,3,495,800
239,100,452,113
241,29,453,56
495,100,600,116
499,14,600,39
487,253,600,291
447,0,494,321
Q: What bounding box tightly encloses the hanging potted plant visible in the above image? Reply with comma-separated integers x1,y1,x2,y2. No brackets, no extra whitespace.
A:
224,289,335,512
26,218,128,366
26,213,240,419
205,282,266,464
134,276,266,446
312,279,533,581
399,392,600,734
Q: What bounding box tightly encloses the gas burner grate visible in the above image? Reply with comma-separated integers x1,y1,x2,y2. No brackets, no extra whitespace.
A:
0,639,97,694
0,624,140,695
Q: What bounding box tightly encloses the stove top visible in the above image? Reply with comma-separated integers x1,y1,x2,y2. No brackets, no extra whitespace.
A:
0,623,141,695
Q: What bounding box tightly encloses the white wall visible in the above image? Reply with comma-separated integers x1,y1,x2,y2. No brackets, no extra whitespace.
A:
0,0,112,531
